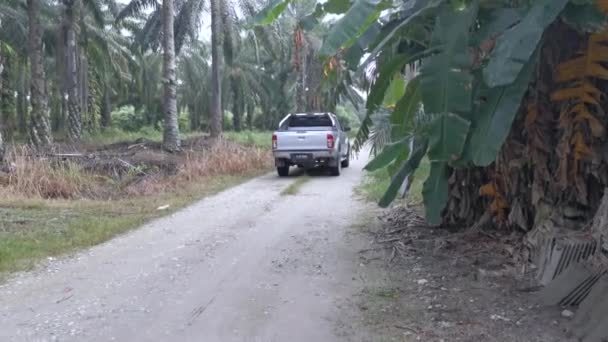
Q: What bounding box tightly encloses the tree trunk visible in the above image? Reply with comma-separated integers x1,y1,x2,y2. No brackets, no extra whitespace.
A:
231,77,243,132
28,0,52,147
188,104,197,131
50,84,62,131
209,0,223,138
293,27,306,113
0,48,4,162
81,53,92,132
161,0,180,151
66,22,82,143
1,48,16,142
17,61,27,135
246,102,254,130
101,84,112,128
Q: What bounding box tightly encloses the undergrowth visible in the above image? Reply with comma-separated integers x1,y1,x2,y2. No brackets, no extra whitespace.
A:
224,130,272,149
357,158,430,205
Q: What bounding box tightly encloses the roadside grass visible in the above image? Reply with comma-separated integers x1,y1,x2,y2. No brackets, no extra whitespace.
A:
0,175,255,275
0,135,273,276
224,130,272,149
357,158,431,205
280,175,311,196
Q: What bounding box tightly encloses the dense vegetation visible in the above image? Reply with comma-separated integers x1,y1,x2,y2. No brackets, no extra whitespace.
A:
5,0,608,236
0,0,362,155
260,0,608,234
0,0,367,271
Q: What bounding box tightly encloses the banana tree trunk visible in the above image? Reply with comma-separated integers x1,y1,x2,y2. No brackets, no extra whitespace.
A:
66,23,81,143
161,0,180,151
27,0,52,147
209,0,222,138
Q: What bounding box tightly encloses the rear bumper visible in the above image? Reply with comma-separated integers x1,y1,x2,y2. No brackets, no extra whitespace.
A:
273,149,339,167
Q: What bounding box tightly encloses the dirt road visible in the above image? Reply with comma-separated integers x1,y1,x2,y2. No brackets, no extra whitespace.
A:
0,155,375,342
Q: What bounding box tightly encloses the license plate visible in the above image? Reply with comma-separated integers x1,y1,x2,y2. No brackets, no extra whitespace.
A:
292,154,311,160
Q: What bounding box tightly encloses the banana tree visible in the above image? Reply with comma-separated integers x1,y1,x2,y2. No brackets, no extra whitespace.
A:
256,0,608,233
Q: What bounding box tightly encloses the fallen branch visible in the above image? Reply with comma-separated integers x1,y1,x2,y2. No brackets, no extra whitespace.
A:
376,237,401,244
55,294,73,304
394,324,418,334
50,153,86,158
358,246,392,254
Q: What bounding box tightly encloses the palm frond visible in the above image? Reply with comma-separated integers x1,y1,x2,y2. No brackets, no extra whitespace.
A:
134,8,162,51
82,0,105,27
116,0,159,23
174,0,204,54
368,110,392,156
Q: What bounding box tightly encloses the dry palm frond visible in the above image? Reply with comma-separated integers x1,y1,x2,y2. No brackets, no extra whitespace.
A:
550,29,608,189
479,182,508,222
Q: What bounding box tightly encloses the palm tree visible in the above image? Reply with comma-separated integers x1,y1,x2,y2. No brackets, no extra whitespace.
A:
57,0,125,140
161,0,179,150
223,32,281,131
27,0,52,147
62,0,83,142
178,42,210,131
133,50,163,125
209,0,222,138
84,19,133,129
0,45,5,161
117,0,203,149
0,0,27,140
0,43,17,143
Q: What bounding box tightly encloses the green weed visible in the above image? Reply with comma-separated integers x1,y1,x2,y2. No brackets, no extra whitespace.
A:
280,175,311,196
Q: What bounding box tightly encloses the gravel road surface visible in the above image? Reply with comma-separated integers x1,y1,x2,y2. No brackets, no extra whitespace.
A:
0,154,372,342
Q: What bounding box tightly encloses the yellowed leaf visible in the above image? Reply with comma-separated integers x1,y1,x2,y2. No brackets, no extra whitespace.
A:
597,0,608,12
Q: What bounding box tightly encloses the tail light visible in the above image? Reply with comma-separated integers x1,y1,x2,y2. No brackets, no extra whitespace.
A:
327,133,335,149
272,134,277,150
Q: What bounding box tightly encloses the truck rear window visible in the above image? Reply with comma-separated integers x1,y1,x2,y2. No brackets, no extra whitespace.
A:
288,115,333,127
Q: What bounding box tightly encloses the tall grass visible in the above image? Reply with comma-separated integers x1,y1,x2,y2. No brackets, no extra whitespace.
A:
0,141,272,200
125,141,272,196
1,147,95,199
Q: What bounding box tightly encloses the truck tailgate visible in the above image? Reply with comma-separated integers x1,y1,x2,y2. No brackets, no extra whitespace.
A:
276,129,329,151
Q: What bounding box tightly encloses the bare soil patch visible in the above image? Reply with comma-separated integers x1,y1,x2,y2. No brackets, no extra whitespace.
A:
353,205,576,342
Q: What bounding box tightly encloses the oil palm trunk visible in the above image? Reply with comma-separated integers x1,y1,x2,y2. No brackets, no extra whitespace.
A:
0,49,4,161
66,19,82,142
27,0,52,147
209,0,222,138
161,0,180,151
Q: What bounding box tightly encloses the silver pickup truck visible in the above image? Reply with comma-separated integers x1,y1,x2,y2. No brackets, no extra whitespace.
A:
272,112,351,177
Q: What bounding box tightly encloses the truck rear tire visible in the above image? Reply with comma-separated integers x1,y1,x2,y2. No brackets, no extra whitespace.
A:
341,147,350,168
330,162,341,176
277,166,290,177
